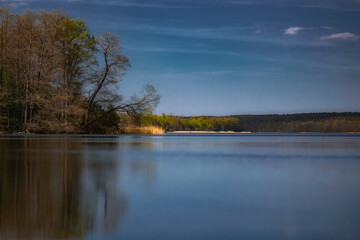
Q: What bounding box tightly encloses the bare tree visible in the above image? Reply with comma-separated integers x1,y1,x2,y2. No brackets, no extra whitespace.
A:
83,31,160,132
86,31,129,114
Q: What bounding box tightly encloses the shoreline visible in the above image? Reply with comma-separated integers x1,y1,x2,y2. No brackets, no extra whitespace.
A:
168,131,251,134
2,131,360,135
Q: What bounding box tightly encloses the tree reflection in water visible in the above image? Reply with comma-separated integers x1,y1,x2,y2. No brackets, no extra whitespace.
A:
0,136,155,239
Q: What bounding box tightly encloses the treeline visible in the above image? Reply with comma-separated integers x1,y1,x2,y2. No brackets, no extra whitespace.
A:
232,112,360,132
0,8,159,134
123,114,243,132
122,112,360,133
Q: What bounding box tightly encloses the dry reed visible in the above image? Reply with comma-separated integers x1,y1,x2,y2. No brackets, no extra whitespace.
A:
119,126,164,135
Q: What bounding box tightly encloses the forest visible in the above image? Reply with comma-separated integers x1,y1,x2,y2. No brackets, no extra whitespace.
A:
232,112,360,133
0,8,159,134
121,114,243,132
123,112,360,133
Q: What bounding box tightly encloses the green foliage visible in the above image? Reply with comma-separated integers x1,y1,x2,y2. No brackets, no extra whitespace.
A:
85,107,120,134
0,8,159,134
136,114,243,132
132,113,360,133
60,17,96,61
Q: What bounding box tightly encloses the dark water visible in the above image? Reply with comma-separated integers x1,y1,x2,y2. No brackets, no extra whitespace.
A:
1,134,360,240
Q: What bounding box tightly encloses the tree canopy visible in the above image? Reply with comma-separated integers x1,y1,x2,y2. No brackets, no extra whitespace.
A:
0,8,160,133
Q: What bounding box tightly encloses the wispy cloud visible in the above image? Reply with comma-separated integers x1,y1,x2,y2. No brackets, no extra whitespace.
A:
300,3,360,12
230,0,360,12
88,0,200,8
121,24,259,41
1,0,203,8
64,0,203,8
321,26,333,30
284,27,303,35
127,46,283,63
3,0,360,11
0,0,29,7
320,32,360,41
116,23,330,47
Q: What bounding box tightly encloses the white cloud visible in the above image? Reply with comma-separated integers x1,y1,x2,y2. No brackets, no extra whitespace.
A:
320,32,360,41
0,0,29,7
284,27,303,35
79,0,201,8
231,0,360,12
321,26,333,30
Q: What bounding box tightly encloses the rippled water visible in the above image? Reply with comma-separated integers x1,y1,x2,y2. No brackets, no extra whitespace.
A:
1,134,360,240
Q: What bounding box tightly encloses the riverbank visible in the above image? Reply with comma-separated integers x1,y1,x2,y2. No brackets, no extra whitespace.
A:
169,131,251,134
118,126,164,135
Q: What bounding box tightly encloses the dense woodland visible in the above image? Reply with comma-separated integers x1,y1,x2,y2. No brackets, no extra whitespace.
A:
126,112,360,133
124,114,243,132
232,112,360,132
0,8,159,134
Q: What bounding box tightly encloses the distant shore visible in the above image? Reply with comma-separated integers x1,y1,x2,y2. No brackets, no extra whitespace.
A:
167,131,359,134
169,131,251,134
2,131,360,135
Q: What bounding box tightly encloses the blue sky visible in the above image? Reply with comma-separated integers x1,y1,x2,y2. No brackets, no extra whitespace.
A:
3,0,360,115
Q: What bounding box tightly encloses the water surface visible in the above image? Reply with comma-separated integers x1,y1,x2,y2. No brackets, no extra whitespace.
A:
1,134,360,240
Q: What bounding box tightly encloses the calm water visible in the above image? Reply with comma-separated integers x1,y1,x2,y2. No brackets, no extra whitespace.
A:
1,134,360,240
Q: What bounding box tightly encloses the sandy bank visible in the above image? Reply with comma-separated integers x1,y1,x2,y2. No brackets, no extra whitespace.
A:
168,131,251,134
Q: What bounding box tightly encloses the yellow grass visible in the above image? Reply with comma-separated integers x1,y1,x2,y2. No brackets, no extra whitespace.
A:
119,126,164,135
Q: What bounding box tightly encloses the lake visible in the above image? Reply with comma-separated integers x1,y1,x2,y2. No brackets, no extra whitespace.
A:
1,134,360,240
